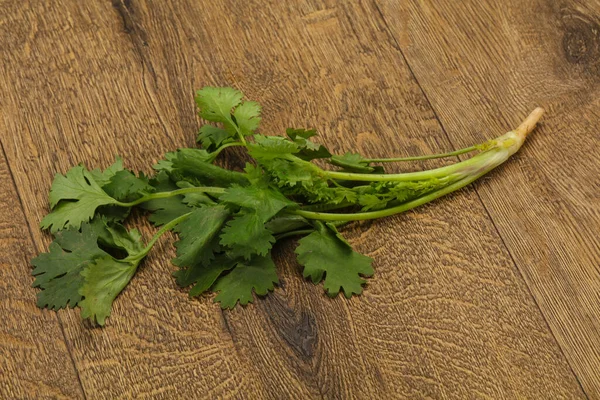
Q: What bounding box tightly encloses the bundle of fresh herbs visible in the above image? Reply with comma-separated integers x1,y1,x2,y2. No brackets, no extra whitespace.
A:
31,87,543,325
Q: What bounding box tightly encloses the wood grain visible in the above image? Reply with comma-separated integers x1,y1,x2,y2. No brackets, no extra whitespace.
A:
0,149,84,399
375,0,600,396
0,0,590,398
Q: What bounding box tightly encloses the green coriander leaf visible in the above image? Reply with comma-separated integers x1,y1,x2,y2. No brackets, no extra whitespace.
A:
259,158,315,187
213,254,278,309
248,135,299,160
153,151,177,173
197,125,234,150
220,185,296,222
243,163,264,185
176,254,239,297
78,256,139,325
233,101,261,136
172,205,230,269
286,128,331,160
32,224,108,309
89,157,124,187
41,165,119,233
195,86,243,123
102,170,154,202
32,221,145,318
296,223,374,298
220,212,275,259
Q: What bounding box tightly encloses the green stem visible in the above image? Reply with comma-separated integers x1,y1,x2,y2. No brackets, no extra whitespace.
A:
116,187,226,207
319,150,492,182
226,116,247,145
213,141,245,157
364,145,479,163
275,229,315,240
126,212,192,261
300,201,354,212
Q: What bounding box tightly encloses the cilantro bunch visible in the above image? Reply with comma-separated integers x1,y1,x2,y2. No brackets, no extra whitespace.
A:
31,87,544,325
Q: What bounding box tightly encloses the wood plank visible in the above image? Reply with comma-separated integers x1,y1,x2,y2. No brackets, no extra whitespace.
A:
0,147,84,399
375,0,600,396
0,2,265,399
0,0,586,398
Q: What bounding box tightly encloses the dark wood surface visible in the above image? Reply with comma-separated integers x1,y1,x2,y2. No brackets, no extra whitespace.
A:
0,1,597,399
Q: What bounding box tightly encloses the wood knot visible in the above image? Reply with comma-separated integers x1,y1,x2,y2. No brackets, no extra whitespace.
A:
562,13,600,65
266,299,318,360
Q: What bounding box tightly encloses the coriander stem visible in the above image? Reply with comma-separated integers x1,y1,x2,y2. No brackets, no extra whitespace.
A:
364,145,479,163
213,141,245,156
320,154,484,182
115,187,226,207
126,212,192,261
275,229,315,240
226,116,247,145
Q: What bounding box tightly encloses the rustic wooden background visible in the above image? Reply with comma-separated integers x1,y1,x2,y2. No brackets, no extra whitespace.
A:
1,1,599,399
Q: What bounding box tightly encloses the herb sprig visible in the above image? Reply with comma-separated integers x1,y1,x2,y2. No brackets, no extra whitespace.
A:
31,86,544,325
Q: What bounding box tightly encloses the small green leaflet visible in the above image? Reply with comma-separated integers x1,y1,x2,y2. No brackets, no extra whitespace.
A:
172,205,229,270
195,87,262,138
153,151,177,173
220,185,297,222
176,254,238,297
102,170,154,202
248,135,299,160
213,254,279,309
220,212,275,259
219,185,295,259
232,101,261,136
296,223,374,298
41,165,120,232
89,157,124,187
79,256,139,326
197,125,234,150
195,87,243,123
286,128,331,161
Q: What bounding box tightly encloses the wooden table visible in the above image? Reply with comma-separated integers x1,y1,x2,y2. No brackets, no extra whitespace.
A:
1,1,598,399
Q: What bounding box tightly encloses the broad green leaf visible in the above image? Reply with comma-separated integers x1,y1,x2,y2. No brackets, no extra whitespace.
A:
220,185,296,222
89,157,124,187
195,86,243,123
233,101,261,136
213,254,278,309
197,125,234,150
172,205,230,269
175,254,239,297
41,165,119,232
296,223,374,298
247,135,299,160
286,128,331,160
220,212,274,259
102,170,154,202
79,256,139,325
